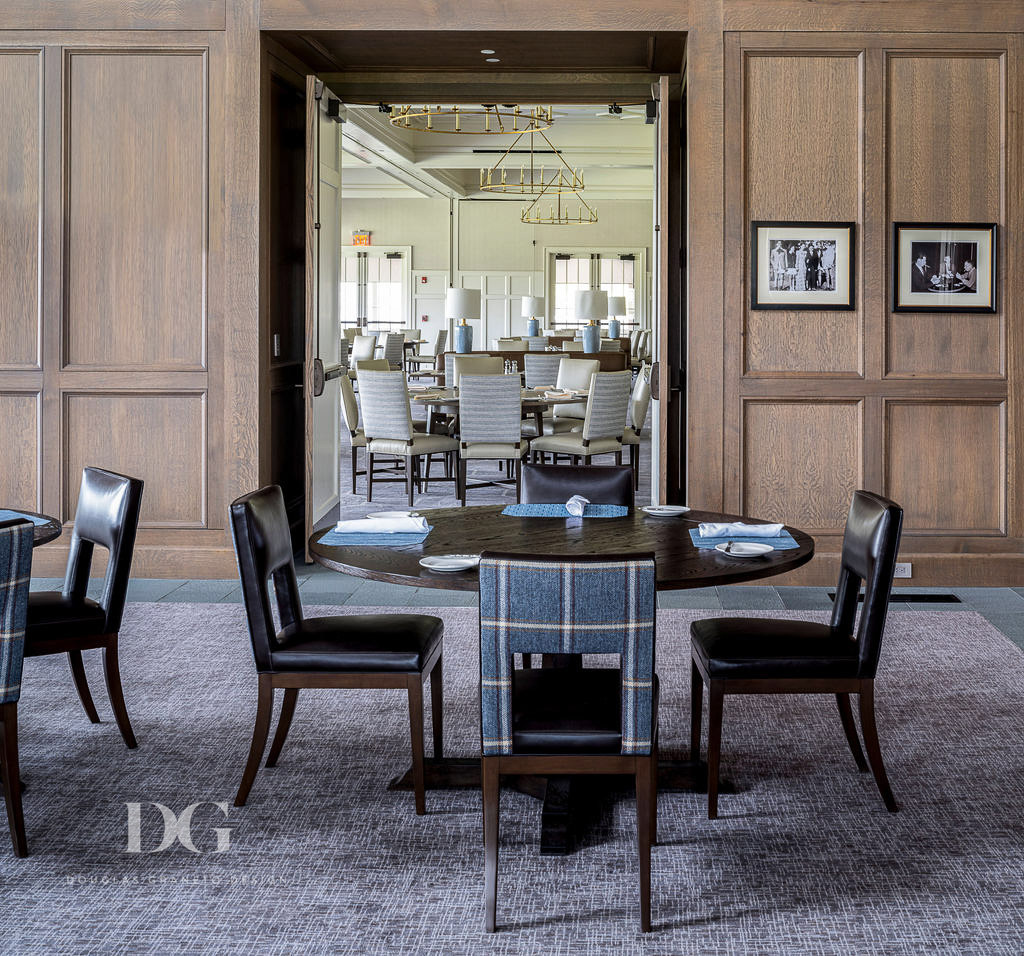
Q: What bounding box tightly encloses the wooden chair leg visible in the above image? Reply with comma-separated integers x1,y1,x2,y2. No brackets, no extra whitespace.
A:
635,756,653,932
67,649,100,724
407,677,426,815
367,452,374,501
406,458,415,507
630,444,639,489
351,447,358,494
515,457,522,503
429,655,443,759
858,681,899,812
650,735,659,846
483,756,500,933
103,636,138,748
0,703,28,857
706,682,724,819
615,449,622,465
689,659,703,762
234,674,274,807
265,688,299,767
459,458,467,507
836,692,868,772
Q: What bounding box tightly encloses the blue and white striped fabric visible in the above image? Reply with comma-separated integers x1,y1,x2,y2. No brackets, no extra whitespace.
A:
479,555,656,756
582,371,632,441
357,370,414,441
320,527,431,547
459,375,522,444
0,521,33,705
501,503,627,518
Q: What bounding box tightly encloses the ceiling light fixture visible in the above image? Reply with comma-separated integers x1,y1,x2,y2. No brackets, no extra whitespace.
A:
389,104,552,134
520,176,597,226
480,129,584,196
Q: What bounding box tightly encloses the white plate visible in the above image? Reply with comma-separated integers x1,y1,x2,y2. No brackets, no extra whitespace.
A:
714,541,775,558
419,554,480,572
642,505,692,517
366,511,418,520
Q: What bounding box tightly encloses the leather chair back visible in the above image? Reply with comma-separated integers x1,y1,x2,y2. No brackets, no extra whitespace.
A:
229,485,302,671
521,464,634,507
829,490,904,678
63,467,143,634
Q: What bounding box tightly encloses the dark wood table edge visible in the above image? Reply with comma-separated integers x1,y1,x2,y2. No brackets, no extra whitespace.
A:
2,509,62,547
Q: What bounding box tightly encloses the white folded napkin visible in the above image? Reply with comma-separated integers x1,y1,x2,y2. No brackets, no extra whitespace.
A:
334,516,429,534
565,495,590,517
697,521,783,538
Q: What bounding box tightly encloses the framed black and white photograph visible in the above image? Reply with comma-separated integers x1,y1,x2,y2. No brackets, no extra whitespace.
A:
893,222,997,313
750,221,856,310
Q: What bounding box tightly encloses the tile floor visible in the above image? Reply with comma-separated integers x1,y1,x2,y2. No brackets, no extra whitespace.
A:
30,567,1024,655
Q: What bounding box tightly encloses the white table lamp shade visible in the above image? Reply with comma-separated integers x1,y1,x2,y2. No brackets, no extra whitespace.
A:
521,296,545,317
607,295,627,317
575,289,608,322
445,287,481,320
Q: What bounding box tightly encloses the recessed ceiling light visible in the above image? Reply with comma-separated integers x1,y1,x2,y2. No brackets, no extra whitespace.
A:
480,49,495,55
486,57,500,63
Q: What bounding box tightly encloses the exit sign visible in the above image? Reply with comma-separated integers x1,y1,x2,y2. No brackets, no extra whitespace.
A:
352,230,371,246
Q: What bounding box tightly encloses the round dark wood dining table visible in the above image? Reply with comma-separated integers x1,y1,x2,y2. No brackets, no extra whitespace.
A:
309,504,814,854
0,509,62,547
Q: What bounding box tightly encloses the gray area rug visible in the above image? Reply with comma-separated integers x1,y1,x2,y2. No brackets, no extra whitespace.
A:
1,603,1023,954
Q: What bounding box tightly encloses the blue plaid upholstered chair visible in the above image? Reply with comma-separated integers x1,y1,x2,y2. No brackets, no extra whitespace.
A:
478,551,658,933
0,518,33,857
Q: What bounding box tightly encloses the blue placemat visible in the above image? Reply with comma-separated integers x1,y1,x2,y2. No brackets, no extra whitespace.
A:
321,526,432,547
689,528,799,550
502,503,628,518
0,509,49,526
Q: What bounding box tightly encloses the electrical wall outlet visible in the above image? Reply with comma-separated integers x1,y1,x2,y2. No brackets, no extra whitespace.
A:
893,563,912,578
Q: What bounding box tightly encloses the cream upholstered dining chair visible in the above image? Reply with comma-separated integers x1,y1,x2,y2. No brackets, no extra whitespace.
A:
407,328,447,370
357,370,459,506
523,353,561,389
380,332,406,371
347,335,378,379
457,375,527,505
525,336,548,351
497,338,527,351
545,357,599,434
600,338,621,351
530,370,632,466
451,354,504,387
562,340,584,352
339,374,367,495
622,363,652,490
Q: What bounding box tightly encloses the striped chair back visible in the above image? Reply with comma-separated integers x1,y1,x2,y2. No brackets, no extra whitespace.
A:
523,353,562,389
0,520,33,706
430,329,447,356
478,552,656,755
599,339,621,351
382,332,405,370
459,375,522,444
582,371,632,442
343,327,361,343
497,338,527,351
562,341,584,352
351,335,376,363
357,370,413,441
525,336,548,351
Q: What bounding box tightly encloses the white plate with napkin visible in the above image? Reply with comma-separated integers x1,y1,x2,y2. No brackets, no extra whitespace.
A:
335,515,429,534
698,521,783,538
642,505,691,517
419,554,480,572
714,541,774,558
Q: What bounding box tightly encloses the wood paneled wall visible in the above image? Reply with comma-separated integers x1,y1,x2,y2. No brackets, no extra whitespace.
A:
723,31,1023,583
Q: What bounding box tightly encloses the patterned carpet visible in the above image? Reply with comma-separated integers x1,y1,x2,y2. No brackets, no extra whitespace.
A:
2,603,1023,954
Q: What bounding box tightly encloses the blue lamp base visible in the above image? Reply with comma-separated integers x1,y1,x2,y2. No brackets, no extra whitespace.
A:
455,323,474,353
582,324,601,353
608,318,621,340
526,317,540,337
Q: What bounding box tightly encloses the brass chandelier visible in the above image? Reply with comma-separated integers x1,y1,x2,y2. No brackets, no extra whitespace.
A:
479,130,584,196
389,104,553,135
521,183,598,225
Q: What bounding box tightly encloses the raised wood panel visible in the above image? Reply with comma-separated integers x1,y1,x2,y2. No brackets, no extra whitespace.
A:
62,391,206,527
744,53,862,375
742,400,862,532
885,400,1005,534
0,392,40,510
0,50,42,370
0,1,226,31
64,50,207,370
886,53,1003,378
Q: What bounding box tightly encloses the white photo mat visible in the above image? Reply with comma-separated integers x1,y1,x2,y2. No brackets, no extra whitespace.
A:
893,224,996,312
752,222,855,310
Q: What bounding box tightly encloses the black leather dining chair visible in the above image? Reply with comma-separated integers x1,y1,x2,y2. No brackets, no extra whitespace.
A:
25,467,144,748
521,463,634,507
229,485,444,814
690,490,904,817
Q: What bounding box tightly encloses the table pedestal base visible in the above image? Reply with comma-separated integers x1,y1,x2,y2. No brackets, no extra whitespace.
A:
387,757,737,855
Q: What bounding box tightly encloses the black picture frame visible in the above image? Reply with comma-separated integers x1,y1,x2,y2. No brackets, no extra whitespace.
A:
892,222,997,314
750,221,856,311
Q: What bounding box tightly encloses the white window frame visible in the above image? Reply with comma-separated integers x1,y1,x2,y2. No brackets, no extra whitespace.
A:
340,244,413,332
543,246,648,331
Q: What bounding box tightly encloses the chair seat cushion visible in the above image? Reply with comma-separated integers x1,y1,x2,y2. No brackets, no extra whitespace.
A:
368,434,459,457
530,433,622,457
690,617,860,680
621,427,641,446
461,440,527,459
271,613,443,673
511,667,658,754
25,591,107,649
